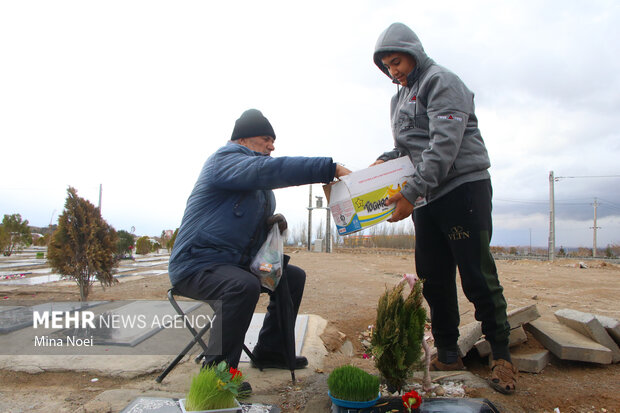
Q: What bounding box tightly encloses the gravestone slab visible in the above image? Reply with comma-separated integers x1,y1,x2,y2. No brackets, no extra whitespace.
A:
510,348,550,373
56,300,202,346
119,397,180,413
0,301,106,334
525,319,612,364
475,326,528,357
594,314,620,345
239,313,309,362
555,309,620,363
119,397,281,413
457,321,482,357
507,304,540,328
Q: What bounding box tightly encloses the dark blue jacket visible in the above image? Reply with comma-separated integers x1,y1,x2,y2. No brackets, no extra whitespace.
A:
169,141,336,285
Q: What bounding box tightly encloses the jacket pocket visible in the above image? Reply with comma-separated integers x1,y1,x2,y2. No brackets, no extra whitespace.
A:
233,193,248,217
413,114,429,131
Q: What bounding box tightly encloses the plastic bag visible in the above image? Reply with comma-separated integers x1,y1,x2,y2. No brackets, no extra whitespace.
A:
250,225,284,291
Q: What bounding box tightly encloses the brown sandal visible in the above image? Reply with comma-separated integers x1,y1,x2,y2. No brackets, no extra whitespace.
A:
489,359,518,394
430,355,465,371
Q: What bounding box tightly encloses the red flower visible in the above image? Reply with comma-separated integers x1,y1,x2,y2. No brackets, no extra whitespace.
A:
229,367,242,379
402,390,422,411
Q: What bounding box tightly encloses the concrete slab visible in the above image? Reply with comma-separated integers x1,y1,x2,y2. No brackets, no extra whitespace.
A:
594,314,620,345
239,313,309,362
555,309,620,363
413,370,489,389
510,347,550,373
507,304,540,328
457,321,482,357
52,300,201,347
0,314,329,382
475,326,527,357
121,396,181,413
0,305,22,313
0,301,106,334
525,319,612,364
82,390,179,413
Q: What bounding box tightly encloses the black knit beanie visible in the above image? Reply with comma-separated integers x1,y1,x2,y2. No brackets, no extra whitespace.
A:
230,109,276,140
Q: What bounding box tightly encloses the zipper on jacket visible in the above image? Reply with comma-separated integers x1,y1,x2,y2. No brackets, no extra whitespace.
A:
239,191,271,267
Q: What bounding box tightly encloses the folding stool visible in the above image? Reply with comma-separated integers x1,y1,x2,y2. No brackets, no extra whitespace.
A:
155,287,258,383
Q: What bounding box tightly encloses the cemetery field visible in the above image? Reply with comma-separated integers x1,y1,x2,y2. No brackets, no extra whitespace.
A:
1,249,619,412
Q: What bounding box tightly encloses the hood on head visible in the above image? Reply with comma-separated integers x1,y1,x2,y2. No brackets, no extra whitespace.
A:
373,22,429,81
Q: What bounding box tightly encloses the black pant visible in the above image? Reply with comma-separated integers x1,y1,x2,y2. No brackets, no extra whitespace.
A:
414,179,510,351
173,264,306,368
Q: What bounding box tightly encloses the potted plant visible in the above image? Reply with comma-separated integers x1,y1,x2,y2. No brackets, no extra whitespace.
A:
327,365,381,409
180,361,244,413
371,277,426,393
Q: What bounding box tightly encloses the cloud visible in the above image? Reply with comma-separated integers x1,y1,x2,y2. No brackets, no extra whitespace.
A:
1,0,619,249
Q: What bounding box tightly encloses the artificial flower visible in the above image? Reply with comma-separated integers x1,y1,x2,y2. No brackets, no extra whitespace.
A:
402,389,422,411
229,367,242,380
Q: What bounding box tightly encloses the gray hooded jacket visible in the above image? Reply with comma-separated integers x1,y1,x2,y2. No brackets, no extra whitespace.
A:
374,23,491,206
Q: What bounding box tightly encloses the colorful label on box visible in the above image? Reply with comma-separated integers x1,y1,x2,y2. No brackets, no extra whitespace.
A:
332,182,407,235
325,157,415,236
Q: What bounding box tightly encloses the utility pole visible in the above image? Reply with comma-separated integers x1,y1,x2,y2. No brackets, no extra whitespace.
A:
307,185,312,251
326,205,331,253
98,184,103,212
591,198,601,258
548,171,555,261
306,192,332,253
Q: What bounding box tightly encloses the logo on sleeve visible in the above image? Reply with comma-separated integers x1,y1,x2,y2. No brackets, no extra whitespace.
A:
437,114,463,122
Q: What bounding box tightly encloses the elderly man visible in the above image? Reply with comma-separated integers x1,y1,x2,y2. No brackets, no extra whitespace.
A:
168,109,350,390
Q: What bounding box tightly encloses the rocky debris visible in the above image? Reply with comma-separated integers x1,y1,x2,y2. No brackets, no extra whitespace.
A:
319,322,346,352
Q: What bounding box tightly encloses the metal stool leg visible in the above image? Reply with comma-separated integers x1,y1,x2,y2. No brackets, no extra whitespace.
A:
156,321,212,383
156,288,211,383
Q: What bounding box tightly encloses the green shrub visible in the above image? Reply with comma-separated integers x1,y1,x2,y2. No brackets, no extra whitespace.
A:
135,236,151,255
327,365,380,402
371,280,426,392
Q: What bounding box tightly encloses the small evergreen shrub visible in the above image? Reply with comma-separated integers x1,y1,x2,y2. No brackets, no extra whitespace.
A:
371,280,426,392
327,365,380,402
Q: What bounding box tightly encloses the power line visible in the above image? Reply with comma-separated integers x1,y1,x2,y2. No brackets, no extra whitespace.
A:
597,197,620,211
495,198,595,206
555,174,620,180
494,198,547,204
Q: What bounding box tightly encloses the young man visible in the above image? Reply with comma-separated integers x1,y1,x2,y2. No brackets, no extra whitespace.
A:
372,22,517,394
168,109,350,390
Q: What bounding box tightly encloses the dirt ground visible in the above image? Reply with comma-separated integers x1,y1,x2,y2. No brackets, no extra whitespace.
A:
1,249,619,413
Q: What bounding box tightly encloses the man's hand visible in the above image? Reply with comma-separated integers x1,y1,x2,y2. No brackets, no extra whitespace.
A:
370,159,385,167
267,213,287,234
386,192,414,222
335,164,352,179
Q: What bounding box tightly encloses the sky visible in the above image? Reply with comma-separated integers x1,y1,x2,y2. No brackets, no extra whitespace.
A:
1,0,619,250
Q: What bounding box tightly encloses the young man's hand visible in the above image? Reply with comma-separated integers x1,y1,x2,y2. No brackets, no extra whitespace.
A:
369,159,385,167
386,192,414,222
